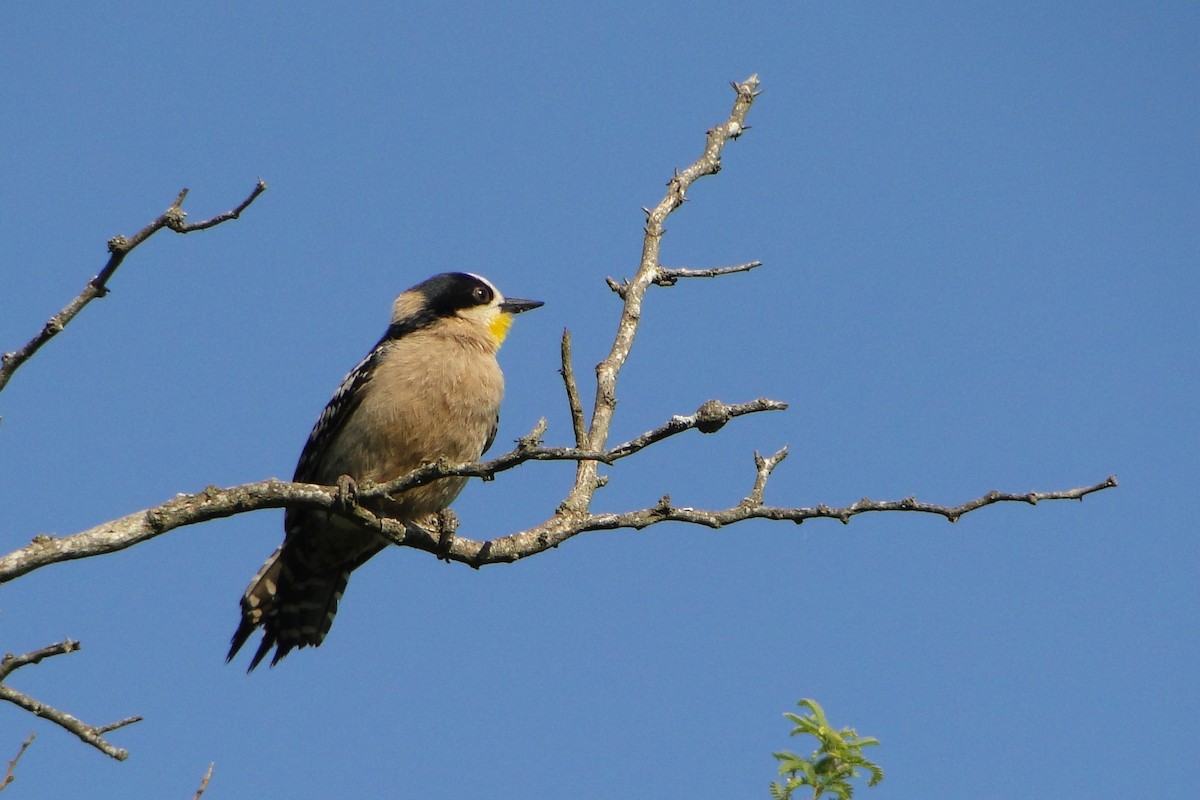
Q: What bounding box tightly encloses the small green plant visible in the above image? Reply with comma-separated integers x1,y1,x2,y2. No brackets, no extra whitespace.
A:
770,698,883,800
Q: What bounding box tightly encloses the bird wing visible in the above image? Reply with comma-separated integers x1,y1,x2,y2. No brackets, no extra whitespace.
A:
231,343,391,670
480,409,500,457
292,345,381,483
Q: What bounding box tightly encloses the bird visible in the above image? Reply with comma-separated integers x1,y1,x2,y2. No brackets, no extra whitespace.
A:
228,272,542,670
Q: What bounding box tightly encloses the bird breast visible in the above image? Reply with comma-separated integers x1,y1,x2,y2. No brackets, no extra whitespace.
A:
324,329,504,520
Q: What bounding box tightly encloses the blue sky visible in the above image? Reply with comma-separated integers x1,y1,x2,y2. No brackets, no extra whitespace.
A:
1,2,1196,798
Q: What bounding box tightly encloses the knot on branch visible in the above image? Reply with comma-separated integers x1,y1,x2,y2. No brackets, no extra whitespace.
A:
517,418,548,449
732,74,762,100
145,506,169,533
695,400,731,434
163,206,188,232
652,268,679,288
605,276,630,298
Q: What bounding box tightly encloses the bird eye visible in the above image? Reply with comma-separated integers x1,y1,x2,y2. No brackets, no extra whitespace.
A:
473,286,492,304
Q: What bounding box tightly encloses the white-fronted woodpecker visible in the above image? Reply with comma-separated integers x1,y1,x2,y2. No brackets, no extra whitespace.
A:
228,272,542,670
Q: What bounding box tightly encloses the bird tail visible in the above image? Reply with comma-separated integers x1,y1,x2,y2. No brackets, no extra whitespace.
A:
227,542,380,671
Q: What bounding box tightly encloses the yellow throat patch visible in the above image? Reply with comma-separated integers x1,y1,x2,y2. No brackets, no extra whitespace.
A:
489,311,514,346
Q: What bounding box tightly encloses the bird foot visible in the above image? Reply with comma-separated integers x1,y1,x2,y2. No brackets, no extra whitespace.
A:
335,475,359,511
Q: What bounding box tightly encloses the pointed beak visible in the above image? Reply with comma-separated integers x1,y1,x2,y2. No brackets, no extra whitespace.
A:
499,298,544,314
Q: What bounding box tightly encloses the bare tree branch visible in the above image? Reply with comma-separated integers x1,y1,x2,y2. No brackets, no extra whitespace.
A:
395,474,1120,567
559,329,588,448
192,762,215,800
0,73,1118,591
656,261,764,285
0,398,785,584
605,398,787,458
606,261,764,297
1,75,1121,769
0,640,81,681
0,732,34,794
0,180,267,397
0,641,141,761
0,451,1117,582
563,74,763,515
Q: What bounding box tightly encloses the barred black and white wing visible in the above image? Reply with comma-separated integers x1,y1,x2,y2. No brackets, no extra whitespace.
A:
229,345,389,670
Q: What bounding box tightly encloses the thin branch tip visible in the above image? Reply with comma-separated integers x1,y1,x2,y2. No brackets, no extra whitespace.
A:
558,330,587,447
95,715,144,735
0,639,137,761
0,181,267,397
192,762,216,800
1,732,35,793
654,261,764,287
